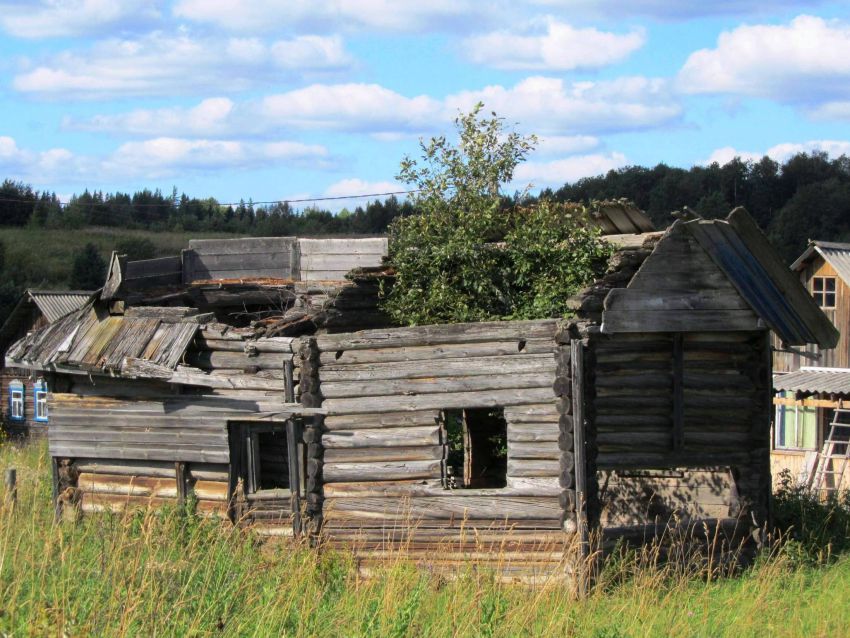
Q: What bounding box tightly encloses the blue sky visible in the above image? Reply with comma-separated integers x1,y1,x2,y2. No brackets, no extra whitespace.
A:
2,0,850,209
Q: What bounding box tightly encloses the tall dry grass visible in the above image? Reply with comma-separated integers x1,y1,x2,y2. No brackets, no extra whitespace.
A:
0,441,847,637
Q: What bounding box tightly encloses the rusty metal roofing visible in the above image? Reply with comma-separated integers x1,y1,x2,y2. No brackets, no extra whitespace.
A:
790,240,850,283
682,209,839,348
774,368,850,395
28,290,96,323
6,303,201,375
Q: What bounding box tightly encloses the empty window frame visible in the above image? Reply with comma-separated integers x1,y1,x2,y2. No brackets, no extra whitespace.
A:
245,426,291,493
8,381,24,421
33,379,48,422
443,408,507,489
812,276,836,309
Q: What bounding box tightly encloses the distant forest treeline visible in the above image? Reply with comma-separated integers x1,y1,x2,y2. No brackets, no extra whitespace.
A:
2,150,850,263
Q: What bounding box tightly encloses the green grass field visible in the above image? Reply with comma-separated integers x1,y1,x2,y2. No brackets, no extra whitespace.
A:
0,441,847,637
1,226,239,290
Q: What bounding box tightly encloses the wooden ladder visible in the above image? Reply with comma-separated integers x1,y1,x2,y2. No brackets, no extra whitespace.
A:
810,400,850,496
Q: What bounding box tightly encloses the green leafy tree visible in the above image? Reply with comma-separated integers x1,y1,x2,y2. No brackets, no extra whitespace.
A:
70,243,107,290
384,104,613,325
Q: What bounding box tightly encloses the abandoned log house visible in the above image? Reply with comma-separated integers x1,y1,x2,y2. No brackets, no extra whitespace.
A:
4,207,838,581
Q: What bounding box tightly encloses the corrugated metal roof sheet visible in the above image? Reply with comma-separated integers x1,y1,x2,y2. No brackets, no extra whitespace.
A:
790,240,850,283
774,369,850,394
6,303,201,376
28,290,95,323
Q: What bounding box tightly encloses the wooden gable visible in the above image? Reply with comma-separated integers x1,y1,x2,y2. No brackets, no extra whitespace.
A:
602,221,762,333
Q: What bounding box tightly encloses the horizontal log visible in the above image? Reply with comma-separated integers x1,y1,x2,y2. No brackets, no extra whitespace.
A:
49,428,225,447
193,480,228,501
322,425,441,449
602,309,762,334
74,459,177,478
323,446,445,464
323,411,440,430
320,372,553,399
316,320,556,351
596,450,754,471
49,442,229,464
81,494,174,513
78,472,178,498
186,351,288,371
507,459,560,478
323,387,555,415
594,414,672,428
170,367,287,391
507,422,559,443
322,495,561,521
597,431,672,449
321,477,561,498
188,464,229,482
507,441,561,460
317,355,555,382
595,373,672,389
194,338,245,352
319,340,555,365
323,460,442,483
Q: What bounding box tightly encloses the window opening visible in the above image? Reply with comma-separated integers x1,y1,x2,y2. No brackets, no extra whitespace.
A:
443,408,507,489
812,277,836,309
9,381,24,421
34,379,48,422
245,426,290,493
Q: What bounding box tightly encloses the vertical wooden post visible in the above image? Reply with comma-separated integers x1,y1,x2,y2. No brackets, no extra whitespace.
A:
672,333,685,451
175,462,188,506
571,339,588,595
283,359,295,403
51,457,60,522
287,418,302,535
4,468,16,508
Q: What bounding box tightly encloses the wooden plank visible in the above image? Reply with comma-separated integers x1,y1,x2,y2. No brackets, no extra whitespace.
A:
317,355,555,382
323,446,445,463
318,339,555,365
321,425,441,448
322,387,555,415
321,477,560,498
602,309,762,334
323,411,439,430
316,320,556,351
507,441,560,460
507,422,559,442
507,459,560,477
48,442,229,464
75,459,178,478
298,237,387,255
321,372,553,399
323,496,560,521
78,472,178,498
672,333,684,451
186,351,286,370
604,288,752,311
323,460,442,483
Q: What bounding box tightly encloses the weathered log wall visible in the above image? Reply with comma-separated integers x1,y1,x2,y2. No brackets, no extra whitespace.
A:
587,330,772,528
305,320,568,575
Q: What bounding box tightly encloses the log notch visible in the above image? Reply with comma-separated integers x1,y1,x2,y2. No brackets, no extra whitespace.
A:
553,323,576,533
298,337,323,535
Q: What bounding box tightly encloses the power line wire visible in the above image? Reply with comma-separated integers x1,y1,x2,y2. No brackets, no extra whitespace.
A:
0,188,420,210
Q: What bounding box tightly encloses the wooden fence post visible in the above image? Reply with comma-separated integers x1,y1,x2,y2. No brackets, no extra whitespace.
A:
5,468,17,508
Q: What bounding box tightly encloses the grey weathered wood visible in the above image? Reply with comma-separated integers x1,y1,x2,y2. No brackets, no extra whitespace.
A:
672,333,684,451
507,441,561,460
604,288,752,311
321,477,561,497
319,340,556,365
186,351,286,370
506,459,560,477
321,372,553,399
507,422,560,442
323,446,445,464
572,339,588,561
49,442,229,464
322,460,442,483
323,496,561,521
169,367,286,391
75,459,181,478
323,411,440,430
322,425,441,448
317,355,555,382
602,309,762,334
322,387,555,414
316,320,556,351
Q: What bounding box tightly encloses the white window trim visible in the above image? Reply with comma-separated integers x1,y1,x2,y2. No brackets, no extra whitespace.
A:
34,390,48,422
10,390,24,420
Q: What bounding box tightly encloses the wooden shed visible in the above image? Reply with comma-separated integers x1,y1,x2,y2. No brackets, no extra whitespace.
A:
4,211,837,581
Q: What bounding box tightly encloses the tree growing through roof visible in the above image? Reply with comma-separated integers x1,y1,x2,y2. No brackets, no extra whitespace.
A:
383,103,614,325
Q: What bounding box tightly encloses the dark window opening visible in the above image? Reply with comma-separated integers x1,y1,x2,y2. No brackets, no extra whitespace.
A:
813,276,836,309
247,427,290,493
443,408,507,489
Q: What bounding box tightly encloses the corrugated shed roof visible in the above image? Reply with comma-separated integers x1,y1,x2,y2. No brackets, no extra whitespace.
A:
682,209,839,348
790,240,850,283
28,290,96,323
6,304,201,375
774,369,850,394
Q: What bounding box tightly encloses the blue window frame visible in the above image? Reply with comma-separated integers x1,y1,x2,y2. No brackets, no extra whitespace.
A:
8,380,24,421
33,379,48,423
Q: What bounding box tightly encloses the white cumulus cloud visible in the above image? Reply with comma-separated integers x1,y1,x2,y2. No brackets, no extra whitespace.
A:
678,15,850,104
462,17,644,71
13,31,352,98
703,139,850,166
323,178,403,198
0,0,160,38
514,152,629,189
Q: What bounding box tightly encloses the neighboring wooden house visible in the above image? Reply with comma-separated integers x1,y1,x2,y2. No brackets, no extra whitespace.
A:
0,290,94,435
4,209,836,582
772,240,850,491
